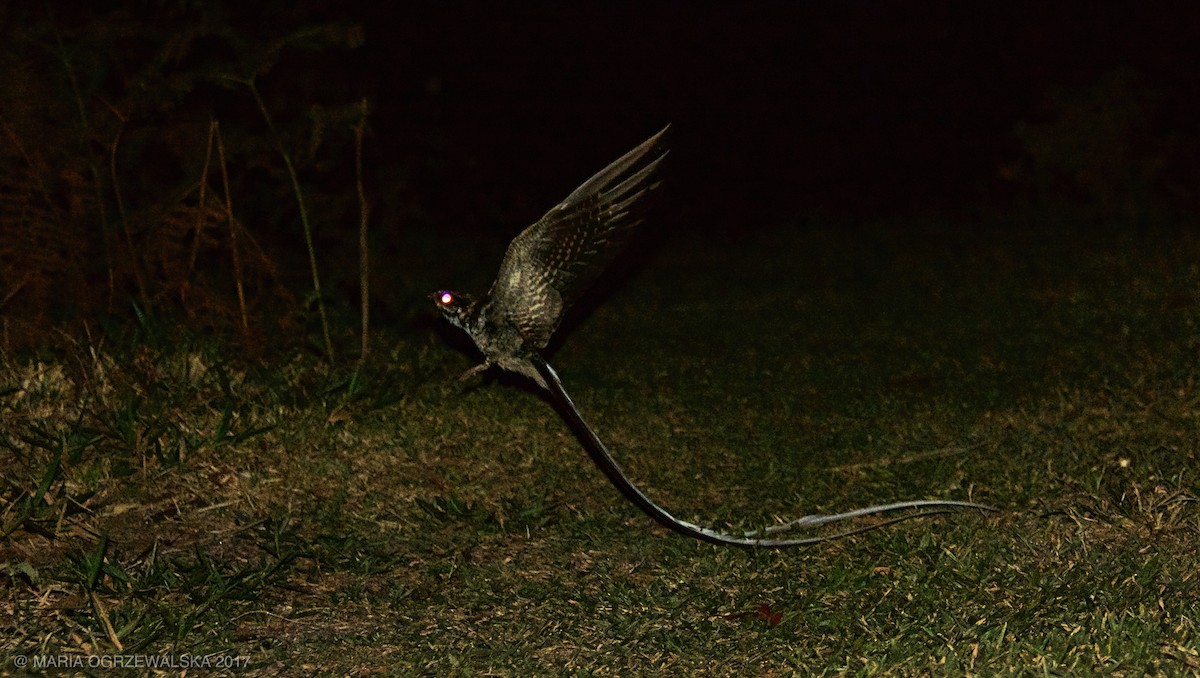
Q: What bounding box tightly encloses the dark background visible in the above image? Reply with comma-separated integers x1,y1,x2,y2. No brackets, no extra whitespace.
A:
2,1,1199,346
352,2,1200,230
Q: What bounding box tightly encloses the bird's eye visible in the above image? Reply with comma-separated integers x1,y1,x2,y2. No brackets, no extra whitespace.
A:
439,292,454,306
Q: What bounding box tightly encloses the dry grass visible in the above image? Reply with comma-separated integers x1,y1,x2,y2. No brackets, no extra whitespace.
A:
2,223,1199,675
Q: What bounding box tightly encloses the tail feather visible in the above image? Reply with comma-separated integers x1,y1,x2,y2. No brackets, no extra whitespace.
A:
531,355,997,548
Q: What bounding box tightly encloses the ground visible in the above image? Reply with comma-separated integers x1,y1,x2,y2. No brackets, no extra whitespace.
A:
2,220,1198,675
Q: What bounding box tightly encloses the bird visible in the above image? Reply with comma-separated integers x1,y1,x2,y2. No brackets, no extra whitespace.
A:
433,126,669,390
433,125,996,547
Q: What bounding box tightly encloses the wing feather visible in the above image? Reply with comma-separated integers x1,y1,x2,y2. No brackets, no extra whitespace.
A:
489,125,669,347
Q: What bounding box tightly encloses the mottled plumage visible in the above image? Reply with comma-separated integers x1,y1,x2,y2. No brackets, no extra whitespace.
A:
435,126,668,385
433,127,996,548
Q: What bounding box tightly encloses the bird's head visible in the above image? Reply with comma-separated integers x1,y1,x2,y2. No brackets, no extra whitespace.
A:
432,290,475,331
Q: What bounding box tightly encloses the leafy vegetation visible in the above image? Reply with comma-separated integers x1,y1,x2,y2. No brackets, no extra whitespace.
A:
0,3,367,353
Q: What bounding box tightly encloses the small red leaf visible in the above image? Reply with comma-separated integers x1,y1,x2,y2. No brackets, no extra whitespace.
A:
724,603,783,627
755,603,783,627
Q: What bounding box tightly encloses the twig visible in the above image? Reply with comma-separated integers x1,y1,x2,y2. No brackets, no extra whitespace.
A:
186,119,219,299
213,122,250,337
89,591,123,651
354,98,371,361
102,101,149,311
196,499,239,513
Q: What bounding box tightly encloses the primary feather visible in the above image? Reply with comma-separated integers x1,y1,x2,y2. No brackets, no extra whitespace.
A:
488,126,668,348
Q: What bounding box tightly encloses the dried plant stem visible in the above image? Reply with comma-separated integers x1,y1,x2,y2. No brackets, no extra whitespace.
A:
90,590,123,651
213,123,250,337
186,119,219,298
105,107,150,311
354,98,371,361
0,277,29,313
246,78,334,361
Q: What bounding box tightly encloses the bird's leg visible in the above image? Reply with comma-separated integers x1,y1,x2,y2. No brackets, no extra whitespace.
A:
459,361,492,383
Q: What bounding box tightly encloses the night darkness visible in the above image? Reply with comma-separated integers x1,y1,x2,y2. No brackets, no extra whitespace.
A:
2,2,1200,342
351,2,1200,231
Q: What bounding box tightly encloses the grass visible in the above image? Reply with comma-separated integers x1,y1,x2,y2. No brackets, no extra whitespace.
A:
1,218,1199,675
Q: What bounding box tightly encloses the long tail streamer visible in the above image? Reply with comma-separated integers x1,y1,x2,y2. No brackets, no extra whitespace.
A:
532,355,997,548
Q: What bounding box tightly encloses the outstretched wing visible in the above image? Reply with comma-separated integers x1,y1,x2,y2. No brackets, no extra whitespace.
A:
488,125,669,348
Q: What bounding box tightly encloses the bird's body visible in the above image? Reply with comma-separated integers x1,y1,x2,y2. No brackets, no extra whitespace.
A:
434,126,996,548
435,125,667,388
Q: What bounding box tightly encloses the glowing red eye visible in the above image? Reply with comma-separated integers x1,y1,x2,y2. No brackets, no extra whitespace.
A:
440,292,454,305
